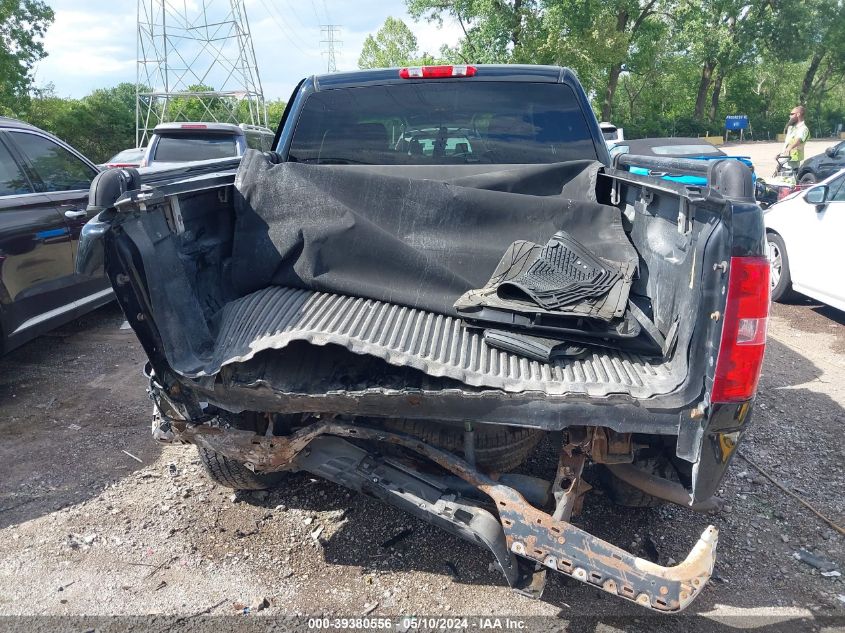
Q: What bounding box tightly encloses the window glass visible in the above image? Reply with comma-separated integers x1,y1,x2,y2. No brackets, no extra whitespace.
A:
106,148,145,164
9,132,95,192
245,132,263,150
289,82,598,165
827,174,845,202
0,140,33,196
153,134,239,162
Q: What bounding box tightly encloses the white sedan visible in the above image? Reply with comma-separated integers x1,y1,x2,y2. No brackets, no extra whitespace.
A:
765,168,845,310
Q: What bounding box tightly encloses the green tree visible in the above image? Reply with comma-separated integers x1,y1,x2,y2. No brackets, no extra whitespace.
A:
358,17,435,68
0,0,54,113
265,99,288,128
25,83,140,162
408,0,670,121
165,84,234,123
407,0,528,64
771,0,845,106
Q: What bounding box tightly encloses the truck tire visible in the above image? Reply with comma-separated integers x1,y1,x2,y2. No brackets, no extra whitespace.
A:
381,419,542,472
598,464,666,508
598,455,687,508
197,446,286,490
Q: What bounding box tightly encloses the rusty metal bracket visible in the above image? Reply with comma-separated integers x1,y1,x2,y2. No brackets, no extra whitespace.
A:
552,447,588,521
514,436,590,600
589,427,633,464
173,419,717,612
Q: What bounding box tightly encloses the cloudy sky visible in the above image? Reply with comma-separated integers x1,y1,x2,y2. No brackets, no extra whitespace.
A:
32,0,464,101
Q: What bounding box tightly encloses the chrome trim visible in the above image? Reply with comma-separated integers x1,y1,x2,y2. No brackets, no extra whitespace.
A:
10,287,113,335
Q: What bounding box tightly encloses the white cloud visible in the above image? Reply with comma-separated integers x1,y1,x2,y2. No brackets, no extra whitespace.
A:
33,8,136,93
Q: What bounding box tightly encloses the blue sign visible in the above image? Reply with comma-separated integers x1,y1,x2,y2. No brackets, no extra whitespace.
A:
726,115,749,130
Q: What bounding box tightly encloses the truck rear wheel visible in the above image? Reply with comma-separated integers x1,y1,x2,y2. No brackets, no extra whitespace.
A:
599,465,665,508
597,455,684,508
381,419,542,472
197,447,286,491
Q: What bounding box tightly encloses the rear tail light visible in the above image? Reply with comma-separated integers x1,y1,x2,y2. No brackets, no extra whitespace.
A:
399,65,477,79
180,123,208,129
777,186,794,201
711,256,770,403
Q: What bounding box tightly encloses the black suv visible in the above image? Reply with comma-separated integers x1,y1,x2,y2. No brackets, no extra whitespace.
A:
0,117,111,354
798,139,845,183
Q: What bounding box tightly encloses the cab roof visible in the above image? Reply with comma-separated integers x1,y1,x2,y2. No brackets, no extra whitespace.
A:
312,65,576,91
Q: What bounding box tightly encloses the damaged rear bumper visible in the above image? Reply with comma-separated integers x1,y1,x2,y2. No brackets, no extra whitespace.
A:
161,414,717,612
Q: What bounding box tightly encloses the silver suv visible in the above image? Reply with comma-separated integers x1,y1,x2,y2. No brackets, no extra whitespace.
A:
141,122,274,167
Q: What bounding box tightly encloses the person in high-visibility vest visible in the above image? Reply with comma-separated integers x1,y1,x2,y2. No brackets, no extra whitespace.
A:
778,105,810,170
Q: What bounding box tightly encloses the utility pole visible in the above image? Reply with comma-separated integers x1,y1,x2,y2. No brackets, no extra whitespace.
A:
136,0,267,146
320,25,342,73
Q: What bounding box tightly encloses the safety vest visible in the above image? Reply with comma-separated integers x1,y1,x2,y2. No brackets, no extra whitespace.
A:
784,122,810,162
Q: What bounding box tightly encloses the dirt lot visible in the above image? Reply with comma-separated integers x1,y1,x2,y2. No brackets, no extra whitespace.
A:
0,295,843,631
724,139,833,177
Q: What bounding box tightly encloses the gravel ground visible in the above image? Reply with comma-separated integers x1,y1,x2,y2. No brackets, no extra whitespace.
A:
0,297,843,631
723,140,833,177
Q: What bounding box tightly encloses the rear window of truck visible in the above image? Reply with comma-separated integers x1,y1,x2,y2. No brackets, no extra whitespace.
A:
153,134,239,162
288,82,598,165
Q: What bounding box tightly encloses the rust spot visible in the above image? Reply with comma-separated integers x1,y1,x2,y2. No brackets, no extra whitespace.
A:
659,586,668,596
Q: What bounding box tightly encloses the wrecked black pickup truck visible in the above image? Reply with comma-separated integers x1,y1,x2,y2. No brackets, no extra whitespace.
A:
79,65,769,612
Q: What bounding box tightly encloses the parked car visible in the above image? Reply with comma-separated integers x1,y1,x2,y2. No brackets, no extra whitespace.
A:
766,167,845,310
611,137,756,186
81,64,767,612
99,147,145,169
0,117,111,354
141,122,274,167
796,139,845,184
395,126,482,159
599,121,624,148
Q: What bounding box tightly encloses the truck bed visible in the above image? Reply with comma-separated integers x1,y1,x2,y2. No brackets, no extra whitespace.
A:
207,285,687,398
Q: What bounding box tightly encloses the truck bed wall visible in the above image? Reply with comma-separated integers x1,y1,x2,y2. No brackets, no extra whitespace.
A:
120,163,727,407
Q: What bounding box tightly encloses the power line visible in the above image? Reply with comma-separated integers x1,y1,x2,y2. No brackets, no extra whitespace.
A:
257,0,309,53
320,24,342,73
280,0,311,34
260,0,312,50
310,0,322,25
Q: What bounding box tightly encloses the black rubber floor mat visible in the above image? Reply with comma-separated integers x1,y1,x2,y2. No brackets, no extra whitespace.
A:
497,231,622,310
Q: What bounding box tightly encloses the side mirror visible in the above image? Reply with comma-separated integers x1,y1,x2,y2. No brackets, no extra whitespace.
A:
805,185,827,210
825,146,836,157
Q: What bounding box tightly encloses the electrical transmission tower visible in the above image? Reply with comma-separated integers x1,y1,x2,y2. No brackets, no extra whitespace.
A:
136,0,267,146
320,25,342,73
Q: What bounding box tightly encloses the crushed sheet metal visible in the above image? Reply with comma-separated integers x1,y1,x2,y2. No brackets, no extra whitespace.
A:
175,419,716,612
197,286,685,398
